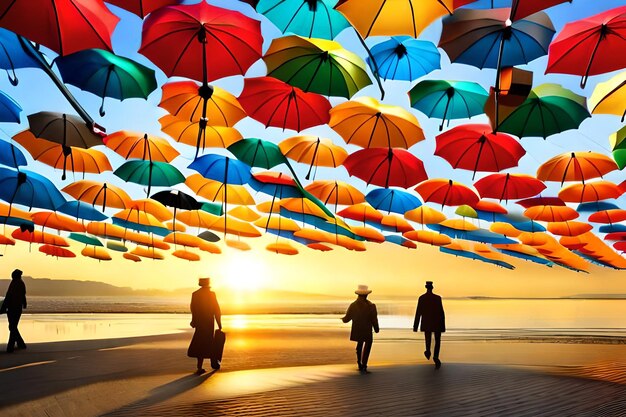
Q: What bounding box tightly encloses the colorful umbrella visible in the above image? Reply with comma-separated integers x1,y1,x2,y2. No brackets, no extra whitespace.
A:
403,230,452,246
159,115,243,155
228,138,287,170
31,211,86,233
188,155,251,185
536,151,618,184
172,249,201,261
523,205,579,222
408,80,488,131
415,179,479,207
126,199,172,222
12,228,69,247
0,168,66,213
238,77,331,131
266,242,299,255
104,131,179,163
123,253,141,262
186,175,254,205
105,0,180,18
609,126,626,170
558,181,624,203
365,188,422,215
0,90,21,123
367,37,440,82
151,189,201,237
330,97,424,148
39,244,75,258
546,6,626,88
343,147,428,188
55,48,157,116
114,160,185,197
337,203,383,224
588,71,625,121
264,35,371,98
474,173,546,201
588,209,626,224
0,138,27,169
279,135,348,180
548,221,593,237
305,180,364,207
62,180,131,210
404,205,447,225
0,28,42,86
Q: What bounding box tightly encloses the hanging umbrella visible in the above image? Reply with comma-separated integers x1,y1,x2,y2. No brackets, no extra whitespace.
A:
0,168,66,213
517,196,565,208
27,112,103,149
404,205,446,225
609,126,626,170
589,72,626,121
130,246,164,260
455,205,478,219
0,0,120,56
337,203,383,224
114,160,185,197
548,221,593,237
279,135,348,180
496,84,590,138
113,208,168,232
12,228,69,246
0,90,21,123
558,181,624,203
238,76,331,132
62,180,131,210
57,200,107,221
39,244,75,258
404,230,452,246
186,174,254,206
31,211,86,233
490,222,522,238
123,253,142,262
264,35,371,98
523,205,579,222
415,179,479,207
69,232,103,246
0,138,27,169
365,188,422,215
159,81,246,128
329,97,424,148
435,124,524,179
229,206,261,222
104,131,179,163
159,114,243,154
228,138,287,170
588,209,626,224
305,180,364,207
126,199,172,222
536,151,618,184
55,49,157,116
474,173,546,201
151,189,201,238
188,155,251,185
408,80,488,131
343,147,428,188
266,242,299,255
0,28,42,86
366,37,440,82
172,249,201,261
258,0,350,39
105,0,180,18
140,2,263,83
546,6,626,88
164,232,206,248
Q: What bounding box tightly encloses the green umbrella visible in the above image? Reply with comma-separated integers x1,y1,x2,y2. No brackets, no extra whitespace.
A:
263,35,372,99
408,80,488,131
68,233,103,247
496,84,590,138
610,125,626,170
114,160,185,197
455,204,478,219
107,241,128,252
200,201,224,216
227,138,287,169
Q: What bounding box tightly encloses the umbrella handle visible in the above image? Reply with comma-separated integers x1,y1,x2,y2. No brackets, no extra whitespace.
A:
354,30,385,100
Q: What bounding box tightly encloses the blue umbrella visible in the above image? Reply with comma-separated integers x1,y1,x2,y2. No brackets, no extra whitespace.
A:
440,246,515,269
56,200,108,221
0,167,66,213
599,224,626,234
0,138,27,168
366,37,440,82
188,155,251,185
0,28,41,85
384,234,414,248
365,188,422,215
0,216,33,228
497,248,554,266
0,90,21,123
249,177,303,199
279,206,358,239
577,202,619,212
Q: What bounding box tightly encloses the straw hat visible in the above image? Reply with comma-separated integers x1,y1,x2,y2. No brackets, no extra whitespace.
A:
355,284,372,295
198,277,210,287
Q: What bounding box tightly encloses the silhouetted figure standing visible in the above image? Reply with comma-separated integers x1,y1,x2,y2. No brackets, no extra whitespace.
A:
1,269,27,353
342,285,379,373
413,281,445,369
188,277,222,374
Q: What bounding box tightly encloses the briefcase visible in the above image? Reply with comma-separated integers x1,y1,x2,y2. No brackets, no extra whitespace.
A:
211,329,226,370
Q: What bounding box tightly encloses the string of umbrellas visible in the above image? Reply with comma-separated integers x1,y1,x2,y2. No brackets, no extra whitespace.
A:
0,0,624,270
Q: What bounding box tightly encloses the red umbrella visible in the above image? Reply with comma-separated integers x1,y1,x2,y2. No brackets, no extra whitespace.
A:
516,196,565,208
0,0,119,56
509,0,572,21
39,244,76,258
414,179,479,207
474,173,546,201
435,124,525,179
140,2,262,83
546,6,626,88
238,77,330,132
343,147,427,188
105,0,180,18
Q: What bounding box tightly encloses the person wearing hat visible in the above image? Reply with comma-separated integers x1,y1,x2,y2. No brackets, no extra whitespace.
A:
0,269,27,353
341,284,379,373
413,281,446,369
188,277,222,374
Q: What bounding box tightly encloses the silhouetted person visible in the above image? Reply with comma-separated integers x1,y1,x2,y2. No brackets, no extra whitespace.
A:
342,285,379,373
187,277,222,374
1,269,27,353
413,281,445,369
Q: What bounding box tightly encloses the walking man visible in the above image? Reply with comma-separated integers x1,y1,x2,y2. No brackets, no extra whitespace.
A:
342,284,379,373
413,281,445,369
1,269,27,353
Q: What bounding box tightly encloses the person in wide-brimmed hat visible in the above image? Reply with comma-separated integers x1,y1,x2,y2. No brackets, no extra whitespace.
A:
341,284,379,373
413,281,446,369
187,277,222,374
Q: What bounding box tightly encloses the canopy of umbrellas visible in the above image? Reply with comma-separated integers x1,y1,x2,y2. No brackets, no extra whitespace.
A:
0,0,625,271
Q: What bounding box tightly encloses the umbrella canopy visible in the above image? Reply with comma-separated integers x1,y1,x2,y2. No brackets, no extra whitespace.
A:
305,180,364,206
172,249,201,261
404,230,452,246
140,2,263,83
114,160,185,196
104,131,179,163
343,147,428,188
558,181,624,203
496,84,590,138
239,77,331,132
27,112,103,148
536,151,618,184
127,199,172,222
0,90,21,123
474,173,546,201
408,80,488,131
123,253,142,262
31,211,86,233
105,0,180,18
0,138,28,169
589,71,626,120
524,205,579,222
415,179,479,207
609,126,626,170
151,190,201,211
546,6,626,88
266,242,299,255
365,188,422,215
55,48,157,116
330,97,424,149
159,81,246,127
159,115,243,154
188,155,251,185
39,244,75,258
279,135,348,180
257,0,350,39
186,174,255,205
548,221,593,237
57,201,107,221
228,138,287,170
0,28,43,86
0,168,66,212
264,35,371,98
404,205,446,225
588,209,626,224
517,196,565,208
0,0,120,56
367,37,441,82
435,124,525,178
12,228,69,246
62,180,132,210
337,203,383,223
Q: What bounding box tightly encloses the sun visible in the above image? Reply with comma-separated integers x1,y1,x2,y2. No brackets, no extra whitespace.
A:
217,252,269,292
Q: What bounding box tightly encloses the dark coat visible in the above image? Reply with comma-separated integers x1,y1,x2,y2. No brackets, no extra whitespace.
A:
342,297,379,342
413,292,445,332
187,288,221,358
0,278,27,314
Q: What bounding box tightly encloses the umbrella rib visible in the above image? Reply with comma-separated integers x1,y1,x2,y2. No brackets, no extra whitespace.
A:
547,27,603,69
67,1,114,53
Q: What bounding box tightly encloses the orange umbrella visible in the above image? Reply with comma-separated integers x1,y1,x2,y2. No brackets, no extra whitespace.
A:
131,246,164,260
176,210,220,229
560,234,589,250
123,253,142,262
185,174,255,205
254,216,301,232
381,214,414,233
256,201,282,214
208,217,261,238
199,241,221,254
307,242,333,251
490,222,522,237
588,209,626,224
31,211,86,233
305,180,365,207
404,205,446,225
279,135,348,180
164,232,205,248
280,198,334,221
473,200,508,214
113,209,166,229
439,219,478,231
558,181,624,203
159,114,242,151
415,178,479,207
403,230,452,246
351,225,385,243
104,131,179,162
0,203,31,221
81,246,112,261
39,244,75,258
62,180,132,210
523,205,579,222
226,239,251,251
337,203,383,223
294,228,366,251
266,242,299,255
127,199,173,222
86,222,127,239
537,151,618,184
172,249,201,261
228,206,261,222
12,229,69,246
166,221,186,232
547,221,593,237
159,81,246,127
0,234,15,245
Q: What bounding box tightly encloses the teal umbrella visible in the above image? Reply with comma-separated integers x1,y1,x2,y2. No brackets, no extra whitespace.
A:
68,233,103,247
408,80,489,130
227,138,287,169
114,160,185,197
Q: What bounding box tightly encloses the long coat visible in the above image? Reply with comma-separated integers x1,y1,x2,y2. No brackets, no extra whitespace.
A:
187,288,221,359
0,278,27,314
413,292,446,332
342,297,379,342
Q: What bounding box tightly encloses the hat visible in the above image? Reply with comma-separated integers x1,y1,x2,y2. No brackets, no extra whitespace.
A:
425,281,433,288
12,269,22,279
198,278,210,287
355,284,372,295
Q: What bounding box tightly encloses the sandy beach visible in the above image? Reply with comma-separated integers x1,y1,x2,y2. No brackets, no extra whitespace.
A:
1,321,625,416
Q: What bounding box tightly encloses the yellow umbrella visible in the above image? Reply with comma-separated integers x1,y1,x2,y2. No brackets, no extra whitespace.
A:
228,206,261,222
266,242,298,255
176,210,220,229
588,71,626,119
226,239,251,251
113,209,166,229
81,246,112,261
185,174,255,205
404,205,446,225
254,216,301,232
305,180,365,207
489,222,522,238
279,135,348,180
159,115,243,151
127,199,173,222
208,217,261,238
439,218,478,231
131,246,165,260
172,249,201,261
62,180,132,210
329,96,424,148
351,225,385,243
164,232,205,248
166,221,186,232
104,131,179,162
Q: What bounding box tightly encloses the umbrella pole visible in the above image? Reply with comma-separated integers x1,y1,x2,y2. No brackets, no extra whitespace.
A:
147,162,153,197
265,190,278,232
305,139,321,180
580,29,605,89
354,31,385,100
99,66,114,117
223,159,229,240
493,31,509,129
195,30,210,160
